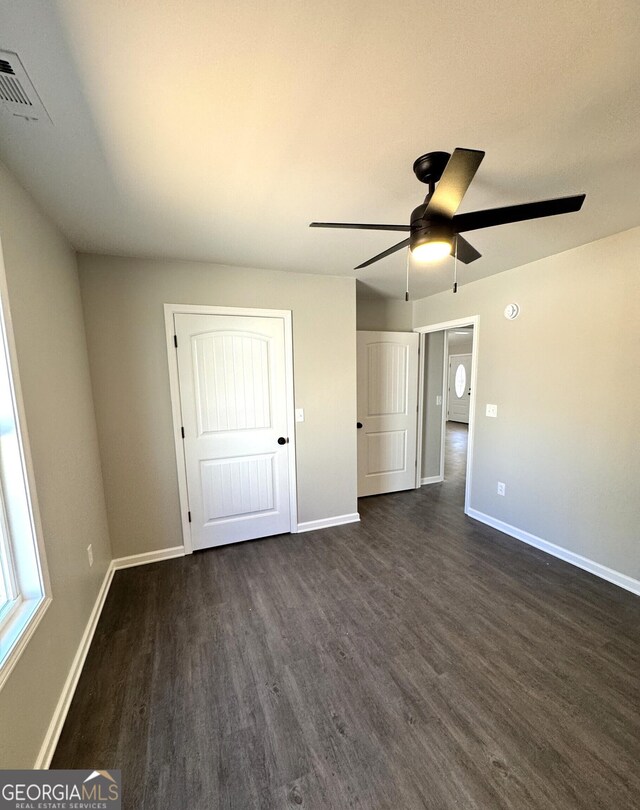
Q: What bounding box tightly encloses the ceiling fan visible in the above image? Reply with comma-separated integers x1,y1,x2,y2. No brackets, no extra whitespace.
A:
310,148,586,288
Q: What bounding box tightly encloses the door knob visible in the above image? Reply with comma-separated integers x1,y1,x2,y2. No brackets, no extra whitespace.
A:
357,422,363,429
277,437,289,445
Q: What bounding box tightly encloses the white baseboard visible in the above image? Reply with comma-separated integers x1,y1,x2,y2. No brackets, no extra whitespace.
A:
112,545,185,570
34,562,116,769
467,508,640,596
420,475,443,485
296,513,360,533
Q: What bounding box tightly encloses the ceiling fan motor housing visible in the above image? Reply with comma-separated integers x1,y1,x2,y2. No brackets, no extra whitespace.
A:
410,204,454,252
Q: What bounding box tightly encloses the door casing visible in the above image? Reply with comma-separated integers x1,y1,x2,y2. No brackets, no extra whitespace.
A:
164,304,298,554
415,315,479,515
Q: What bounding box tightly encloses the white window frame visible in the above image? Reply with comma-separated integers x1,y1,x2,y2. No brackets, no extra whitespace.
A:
0,235,51,691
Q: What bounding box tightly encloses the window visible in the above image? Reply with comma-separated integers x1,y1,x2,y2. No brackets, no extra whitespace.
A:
0,239,50,688
454,363,466,398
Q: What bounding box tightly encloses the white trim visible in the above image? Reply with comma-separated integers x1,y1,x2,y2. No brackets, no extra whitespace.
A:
414,316,479,511
467,508,640,597
296,513,360,533
34,563,115,769
0,596,51,691
0,235,52,688
112,546,185,571
164,309,192,554
414,316,480,333
415,333,425,488
163,304,299,551
0,236,50,596
420,475,443,485
439,330,448,480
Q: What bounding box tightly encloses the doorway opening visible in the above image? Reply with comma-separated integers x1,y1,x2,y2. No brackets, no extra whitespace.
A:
415,317,478,514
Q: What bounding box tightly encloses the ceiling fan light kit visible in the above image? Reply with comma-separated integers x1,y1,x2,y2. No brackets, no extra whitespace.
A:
409,209,454,262
411,237,453,262
311,147,586,296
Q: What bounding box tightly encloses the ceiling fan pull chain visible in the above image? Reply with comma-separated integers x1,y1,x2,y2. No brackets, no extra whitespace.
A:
405,249,410,301
453,236,458,294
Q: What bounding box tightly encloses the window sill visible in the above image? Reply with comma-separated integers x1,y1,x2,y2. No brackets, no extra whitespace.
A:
0,594,51,691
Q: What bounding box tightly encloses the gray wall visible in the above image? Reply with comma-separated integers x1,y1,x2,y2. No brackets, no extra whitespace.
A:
0,163,111,767
79,254,358,558
356,297,413,331
413,226,640,581
421,331,445,480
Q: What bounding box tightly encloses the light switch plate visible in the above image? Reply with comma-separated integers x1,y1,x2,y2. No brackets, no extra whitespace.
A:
486,404,498,417
295,408,304,422
436,395,442,406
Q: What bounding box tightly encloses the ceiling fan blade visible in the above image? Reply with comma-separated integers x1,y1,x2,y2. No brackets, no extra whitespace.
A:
310,222,410,232
354,238,410,270
454,235,481,264
453,194,586,233
425,148,485,219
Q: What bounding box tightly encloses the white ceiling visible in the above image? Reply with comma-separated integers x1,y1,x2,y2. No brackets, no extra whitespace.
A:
1,0,639,298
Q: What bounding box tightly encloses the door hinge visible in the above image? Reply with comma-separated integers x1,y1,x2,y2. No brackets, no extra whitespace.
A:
188,511,192,523
181,426,185,439
174,334,178,348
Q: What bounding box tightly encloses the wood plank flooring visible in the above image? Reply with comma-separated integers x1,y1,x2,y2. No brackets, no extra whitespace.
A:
52,423,640,809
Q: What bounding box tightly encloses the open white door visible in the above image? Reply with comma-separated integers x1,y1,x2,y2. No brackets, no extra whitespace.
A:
174,312,293,549
357,331,419,497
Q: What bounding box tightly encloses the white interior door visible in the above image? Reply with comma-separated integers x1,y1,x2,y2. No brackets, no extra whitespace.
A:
447,353,472,423
175,313,292,549
357,331,419,497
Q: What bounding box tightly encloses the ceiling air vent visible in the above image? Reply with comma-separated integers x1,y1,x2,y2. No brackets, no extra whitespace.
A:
0,50,51,123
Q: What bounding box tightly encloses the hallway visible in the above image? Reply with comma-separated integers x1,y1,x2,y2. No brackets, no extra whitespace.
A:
444,420,469,494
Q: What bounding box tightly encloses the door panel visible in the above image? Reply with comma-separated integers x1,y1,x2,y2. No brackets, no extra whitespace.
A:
367,430,407,474
447,353,472,423
200,454,276,520
175,313,291,549
193,333,272,432
357,331,419,496
367,341,408,415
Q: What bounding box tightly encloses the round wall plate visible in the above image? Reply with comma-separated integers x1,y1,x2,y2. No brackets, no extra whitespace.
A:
504,303,520,320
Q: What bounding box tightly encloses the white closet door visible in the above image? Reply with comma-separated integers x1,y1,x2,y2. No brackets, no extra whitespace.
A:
175,313,291,549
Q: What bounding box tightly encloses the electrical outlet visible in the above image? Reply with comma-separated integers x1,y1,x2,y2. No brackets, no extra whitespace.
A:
87,544,93,567
486,404,498,417
497,482,506,496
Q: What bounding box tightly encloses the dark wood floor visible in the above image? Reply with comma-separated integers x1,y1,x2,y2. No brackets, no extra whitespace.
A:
53,423,640,809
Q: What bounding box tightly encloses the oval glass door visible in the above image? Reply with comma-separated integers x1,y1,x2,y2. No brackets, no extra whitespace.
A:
454,363,466,398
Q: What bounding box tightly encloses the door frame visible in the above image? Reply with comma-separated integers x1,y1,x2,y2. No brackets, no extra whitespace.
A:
164,303,298,554
414,315,479,515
